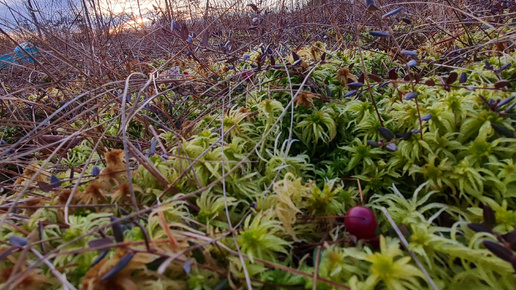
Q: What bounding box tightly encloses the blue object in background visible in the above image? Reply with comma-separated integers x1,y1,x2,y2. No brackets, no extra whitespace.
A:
14,42,39,63
0,42,39,69
0,54,18,69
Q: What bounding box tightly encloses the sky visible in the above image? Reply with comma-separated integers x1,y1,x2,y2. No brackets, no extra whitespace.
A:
0,0,161,28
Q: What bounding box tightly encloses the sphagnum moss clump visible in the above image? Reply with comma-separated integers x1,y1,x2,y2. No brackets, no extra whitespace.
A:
2,3,516,289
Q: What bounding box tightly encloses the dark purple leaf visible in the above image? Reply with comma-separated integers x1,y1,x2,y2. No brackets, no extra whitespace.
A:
498,96,515,107
405,92,418,100
345,90,357,98
38,221,45,253
150,138,156,155
467,223,493,233
411,129,421,134
385,143,397,152
0,247,15,262
366,0,379,11
358,73,364,83
110,217,125,243
37,181,54,193
491,123,515,138
50,175,61,188
133,221,150,252
183,258,192,274
494,80,510,89
292,51,300,62
88,238,114,249
506,102,516,112
484,60,493,70
367,140,379,147
504,230,516,251
425,79,435,86
401,18,412,24
479,95,490,107
379,127,395,140
421,113,432,121
383,8,403,19
459,72,467,83
402,131,413,140
401,50,418,57
147,257,167,271
91,250,109,268
102,253,134,281
171,20,181,31
369,31,390,38
446,72,458,85
483,241,513,262
9,235,27,247
483,205,496,226
92,166,100,176
407,59,417,67
292,59,302,67
348,82,364,88
498,63,511,72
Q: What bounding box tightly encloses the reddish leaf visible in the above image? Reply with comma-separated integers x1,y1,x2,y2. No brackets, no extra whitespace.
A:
388,68,398,80
494,80,510,89
247,4,258,11
446,72,458,84
37,181,54,193
368,73,382,82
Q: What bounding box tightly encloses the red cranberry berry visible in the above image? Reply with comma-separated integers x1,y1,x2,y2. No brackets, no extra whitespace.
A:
242,70,254,81
344,206,378,240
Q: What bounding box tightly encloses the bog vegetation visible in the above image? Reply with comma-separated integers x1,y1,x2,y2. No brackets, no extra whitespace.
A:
1,0,516,289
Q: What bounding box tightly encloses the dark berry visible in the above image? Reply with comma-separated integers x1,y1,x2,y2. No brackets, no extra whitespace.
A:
344,206,378,240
